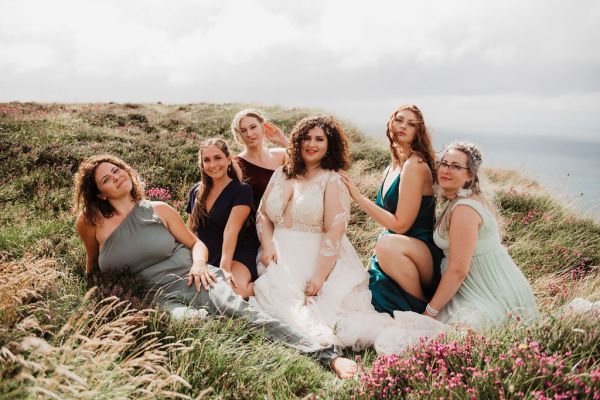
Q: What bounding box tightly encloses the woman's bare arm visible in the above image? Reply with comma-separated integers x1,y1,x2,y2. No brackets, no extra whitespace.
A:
75,214,99,275
426,205,481,314
340,159,429,233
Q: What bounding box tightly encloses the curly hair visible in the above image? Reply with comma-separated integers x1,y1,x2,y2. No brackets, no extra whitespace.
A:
189,138,243,231
230,109,265,145
283,115,349,179
386,105,436,172
73,154,145,226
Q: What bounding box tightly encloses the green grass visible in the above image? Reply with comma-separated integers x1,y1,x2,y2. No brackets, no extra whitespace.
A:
0,101,598,399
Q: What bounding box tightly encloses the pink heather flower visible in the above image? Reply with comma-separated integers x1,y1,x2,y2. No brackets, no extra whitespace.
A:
515,358,524,367
147,187,173,202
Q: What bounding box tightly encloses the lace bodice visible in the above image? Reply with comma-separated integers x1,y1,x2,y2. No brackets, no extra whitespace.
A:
262,167,350,233
257,167,351,260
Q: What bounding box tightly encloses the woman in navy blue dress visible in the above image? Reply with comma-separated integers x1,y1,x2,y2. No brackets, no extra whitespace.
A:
187,138,260,299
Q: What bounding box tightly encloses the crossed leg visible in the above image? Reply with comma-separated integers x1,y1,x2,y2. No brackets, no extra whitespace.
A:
375,234,433,301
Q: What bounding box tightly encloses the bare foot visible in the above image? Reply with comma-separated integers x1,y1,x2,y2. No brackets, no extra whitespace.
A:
330,357,357,379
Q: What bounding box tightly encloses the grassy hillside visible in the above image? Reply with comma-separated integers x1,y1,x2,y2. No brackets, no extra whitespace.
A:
0,102,598,399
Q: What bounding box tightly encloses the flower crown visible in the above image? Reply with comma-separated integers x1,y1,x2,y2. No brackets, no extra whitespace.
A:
449,141,483,171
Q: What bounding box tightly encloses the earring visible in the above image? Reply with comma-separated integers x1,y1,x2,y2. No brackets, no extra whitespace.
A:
227,164,232,172
457,188,472,198
457,181,472,198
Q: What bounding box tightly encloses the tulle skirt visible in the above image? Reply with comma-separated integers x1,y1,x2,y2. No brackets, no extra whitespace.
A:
250,228,447,352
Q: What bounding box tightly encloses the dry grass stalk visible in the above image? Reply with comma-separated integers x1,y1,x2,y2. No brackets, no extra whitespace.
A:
532,269,600,312
0,257,61,326
0,295,201,399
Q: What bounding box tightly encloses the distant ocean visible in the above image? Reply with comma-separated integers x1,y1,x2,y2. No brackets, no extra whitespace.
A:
361,126,600,221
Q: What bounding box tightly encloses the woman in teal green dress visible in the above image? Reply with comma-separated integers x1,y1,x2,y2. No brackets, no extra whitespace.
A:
340,105,443,315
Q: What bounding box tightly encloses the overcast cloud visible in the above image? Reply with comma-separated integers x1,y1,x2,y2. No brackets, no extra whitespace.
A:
1,0,599,141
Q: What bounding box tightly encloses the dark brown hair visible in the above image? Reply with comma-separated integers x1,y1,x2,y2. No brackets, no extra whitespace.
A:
189,138,243,231
73,154,145,226
283,115,349,179
386,105,436,173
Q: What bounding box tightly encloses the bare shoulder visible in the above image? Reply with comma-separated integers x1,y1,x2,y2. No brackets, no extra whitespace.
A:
76,213,94,233
151,201,181,229
75,213,98,243
151,200,178,220
451,203,483,226
151,200,176,215
401,156,431,184
404,155,430,173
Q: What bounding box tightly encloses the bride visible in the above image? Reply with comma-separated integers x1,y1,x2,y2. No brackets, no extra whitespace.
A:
250,116,445,351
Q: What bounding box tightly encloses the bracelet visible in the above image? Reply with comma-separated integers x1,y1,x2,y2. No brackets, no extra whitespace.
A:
426,303,440,317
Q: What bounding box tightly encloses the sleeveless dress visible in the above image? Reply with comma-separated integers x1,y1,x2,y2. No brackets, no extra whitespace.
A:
369,167,444,315
433,199,538,329
234,156,276,212
187,181,260,280
97,199,342,364
250,168,447,352
343,199,539,354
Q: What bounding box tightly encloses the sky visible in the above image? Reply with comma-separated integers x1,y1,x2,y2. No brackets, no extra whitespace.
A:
1,0,599,142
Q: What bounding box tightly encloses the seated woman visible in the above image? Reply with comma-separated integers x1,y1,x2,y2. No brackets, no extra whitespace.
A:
187,139,259,299
424,142,538,328
250,115,444,350
230,109,289,211
340,105,443,315
73,154,357,378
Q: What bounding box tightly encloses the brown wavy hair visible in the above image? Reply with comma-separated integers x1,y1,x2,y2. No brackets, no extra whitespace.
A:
73,154,145,226
283,115,349,179
189,138,243,231
386,105,436,172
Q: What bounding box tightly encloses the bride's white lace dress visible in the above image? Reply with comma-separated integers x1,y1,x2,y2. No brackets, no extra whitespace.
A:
249,167,445,353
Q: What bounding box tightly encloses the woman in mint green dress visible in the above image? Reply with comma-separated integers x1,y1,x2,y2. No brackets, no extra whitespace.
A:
424,142,537,328
340,105,443,315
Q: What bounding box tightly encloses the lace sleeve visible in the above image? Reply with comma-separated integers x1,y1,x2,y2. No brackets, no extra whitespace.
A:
321,173,350,254
313,172,351,281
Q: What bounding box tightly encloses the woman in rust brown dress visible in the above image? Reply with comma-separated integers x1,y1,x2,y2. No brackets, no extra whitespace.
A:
230,109,289,211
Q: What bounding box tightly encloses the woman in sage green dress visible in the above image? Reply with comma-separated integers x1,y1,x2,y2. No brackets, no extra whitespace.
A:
340,105,443,315
424,142,537,328
73,154,357,378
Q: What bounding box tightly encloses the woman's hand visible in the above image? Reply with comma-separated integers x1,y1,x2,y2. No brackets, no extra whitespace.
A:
263,122,289,147
188,263,217,292
305,275,325,297
338,170,361,202
260,244,278,267
221,267,238,289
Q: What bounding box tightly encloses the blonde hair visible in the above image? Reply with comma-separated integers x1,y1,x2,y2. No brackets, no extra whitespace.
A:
230,109,265,144
435,141,497,235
